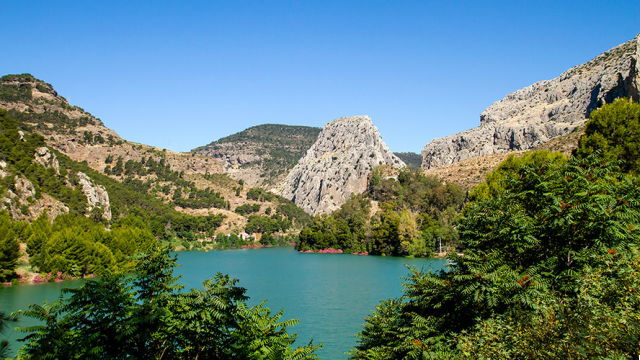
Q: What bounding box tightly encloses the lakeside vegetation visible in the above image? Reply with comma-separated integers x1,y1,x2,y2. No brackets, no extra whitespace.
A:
349,98,640,358
12,249,321,359
296,166,465,256
2,75,640,358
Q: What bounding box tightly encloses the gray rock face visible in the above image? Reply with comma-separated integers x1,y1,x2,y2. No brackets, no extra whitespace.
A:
77,172,111,221
0,160,9,178
34,147,60,175
274,116,405,215
422,33,640,169
14,176,36,200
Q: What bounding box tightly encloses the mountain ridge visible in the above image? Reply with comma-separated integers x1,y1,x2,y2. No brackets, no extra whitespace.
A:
422,32,640,169
193,124,321,188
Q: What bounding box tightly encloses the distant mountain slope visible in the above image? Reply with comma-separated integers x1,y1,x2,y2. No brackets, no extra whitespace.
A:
0,74,312,235
422,32,640,169
194,124,321,188
393,152,422,169
423,128,584,189
0,74,223,177
274,116,405,215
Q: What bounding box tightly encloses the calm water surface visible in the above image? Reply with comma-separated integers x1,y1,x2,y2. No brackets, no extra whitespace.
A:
0,247,448,359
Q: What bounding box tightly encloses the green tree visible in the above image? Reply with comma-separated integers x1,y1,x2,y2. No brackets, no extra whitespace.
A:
468,149,567,202
349,153,640,359
574,98,640,173
17,248,321,359
0,212,21,282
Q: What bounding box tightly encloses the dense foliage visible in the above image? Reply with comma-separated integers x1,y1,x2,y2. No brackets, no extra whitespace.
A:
297,168,465,256
0,311,17,358
393,152,422,170
24,213,157,276
0,212,23,282
245,187,312,229
245,214,291,234
349,153,640,359
574,98,640,173
203,124,321,148
468,150,567,202
17,249,321,359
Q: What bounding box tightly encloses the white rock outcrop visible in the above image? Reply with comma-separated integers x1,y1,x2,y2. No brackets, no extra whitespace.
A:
77,172,111,221
0,160,9,178
14,176,36,200
422,33,640,169
274,116,405,215
34,147,60,175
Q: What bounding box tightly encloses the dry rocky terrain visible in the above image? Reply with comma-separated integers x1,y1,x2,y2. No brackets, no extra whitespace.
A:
422,33,639,169
274,115,405,215
425,129,584,189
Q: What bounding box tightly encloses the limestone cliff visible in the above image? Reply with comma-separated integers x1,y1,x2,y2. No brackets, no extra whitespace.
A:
77,172,112,222
422,33,640,169
274,116,405,215
0,163,69,221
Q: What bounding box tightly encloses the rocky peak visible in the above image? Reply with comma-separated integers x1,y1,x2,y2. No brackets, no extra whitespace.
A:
422,33,640,169
77,172,112,221
274,115,405,215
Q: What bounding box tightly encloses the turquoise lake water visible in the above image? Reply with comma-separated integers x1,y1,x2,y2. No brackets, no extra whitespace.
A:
0,247,448,359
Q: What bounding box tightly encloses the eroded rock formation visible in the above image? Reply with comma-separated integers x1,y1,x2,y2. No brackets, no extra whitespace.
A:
274,116,405,215
422,33,640,169
34,147,60,175
77,172,111,221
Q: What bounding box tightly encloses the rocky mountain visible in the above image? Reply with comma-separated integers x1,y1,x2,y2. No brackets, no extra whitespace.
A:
274,116,405,215
0,74,312,235
423,128,583,189
0,74,224,178
422,33,640,169
193,124,321,188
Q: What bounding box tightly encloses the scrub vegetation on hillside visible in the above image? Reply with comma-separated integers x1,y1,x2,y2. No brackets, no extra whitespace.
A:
349,98,640,359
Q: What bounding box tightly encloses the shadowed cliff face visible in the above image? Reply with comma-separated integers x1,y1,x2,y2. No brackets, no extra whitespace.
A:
273,115,405,215
422,33,640,170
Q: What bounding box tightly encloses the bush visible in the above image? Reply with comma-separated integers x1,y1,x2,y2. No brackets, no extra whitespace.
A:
350,153,640,358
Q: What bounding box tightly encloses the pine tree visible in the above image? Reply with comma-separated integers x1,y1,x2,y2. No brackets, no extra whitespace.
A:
0,213,20,282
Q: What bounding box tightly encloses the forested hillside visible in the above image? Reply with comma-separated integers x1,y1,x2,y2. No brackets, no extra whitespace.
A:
0,75,314,285
296,164,465,256
0,74,311,231
349,98,640,358
194,124,321,187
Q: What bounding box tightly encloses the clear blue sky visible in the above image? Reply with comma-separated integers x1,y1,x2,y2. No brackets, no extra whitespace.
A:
1,1,638,153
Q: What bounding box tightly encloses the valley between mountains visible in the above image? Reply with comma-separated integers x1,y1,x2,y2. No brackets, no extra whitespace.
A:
0,32,638,283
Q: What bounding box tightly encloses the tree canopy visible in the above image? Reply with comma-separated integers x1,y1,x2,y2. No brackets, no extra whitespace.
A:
17,248,321,359
574,97,640,173
349,153,640,359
